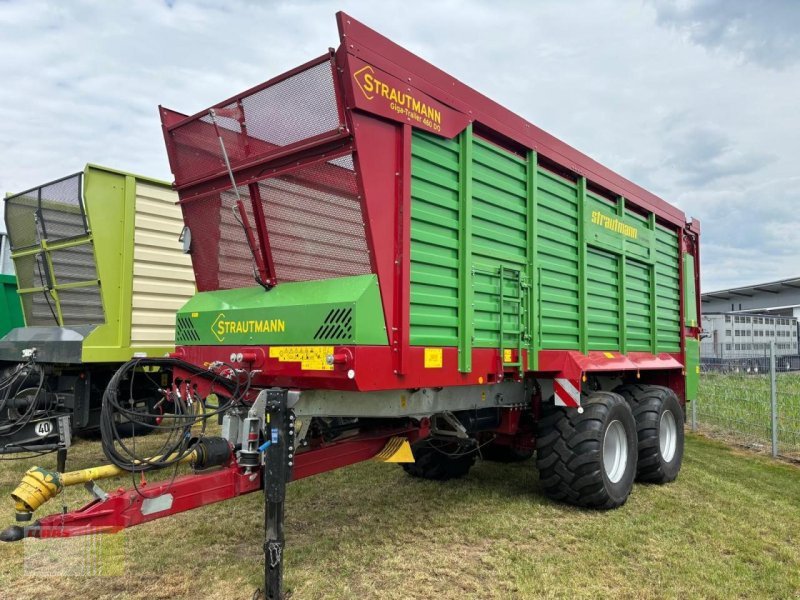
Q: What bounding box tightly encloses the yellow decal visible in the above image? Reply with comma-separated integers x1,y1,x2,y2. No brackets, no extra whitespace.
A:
353,65,442,132
591,210,638,240
424,348,443,368
603,352,615,359
212,313,286,342
191,312,199,318
481,391,486,402
503,349,513,363
269,346,333,371
695,365,700,374
400,395,407,409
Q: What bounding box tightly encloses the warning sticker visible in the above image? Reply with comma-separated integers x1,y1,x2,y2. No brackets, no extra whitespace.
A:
424,348,443,368
269,346,334,371
503,349,513,363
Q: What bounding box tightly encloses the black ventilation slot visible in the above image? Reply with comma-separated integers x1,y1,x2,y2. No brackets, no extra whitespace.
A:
313,307,353,341
176,316,200,342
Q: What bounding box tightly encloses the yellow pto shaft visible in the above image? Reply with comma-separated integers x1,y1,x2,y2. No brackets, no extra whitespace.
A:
11,450,198,520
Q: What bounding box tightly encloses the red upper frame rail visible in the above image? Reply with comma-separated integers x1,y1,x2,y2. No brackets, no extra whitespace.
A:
335,11,687,229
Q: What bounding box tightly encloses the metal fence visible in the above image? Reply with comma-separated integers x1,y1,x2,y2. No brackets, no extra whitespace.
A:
695,343,800,461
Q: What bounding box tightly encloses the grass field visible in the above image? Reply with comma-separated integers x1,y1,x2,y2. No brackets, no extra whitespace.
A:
698,372,800,458
0,432,798,599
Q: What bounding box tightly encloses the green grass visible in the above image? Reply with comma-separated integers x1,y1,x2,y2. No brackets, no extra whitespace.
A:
698,372,800,458
0,433,798,599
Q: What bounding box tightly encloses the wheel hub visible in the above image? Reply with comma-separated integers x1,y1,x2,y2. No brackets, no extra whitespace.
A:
659,410,677,462
603,420,628,483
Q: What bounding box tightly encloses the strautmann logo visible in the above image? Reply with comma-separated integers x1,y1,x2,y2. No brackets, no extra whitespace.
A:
353,65,442,131
211,313,286,342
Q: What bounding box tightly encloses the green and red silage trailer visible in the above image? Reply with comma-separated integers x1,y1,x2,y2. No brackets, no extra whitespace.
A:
3,13,701,598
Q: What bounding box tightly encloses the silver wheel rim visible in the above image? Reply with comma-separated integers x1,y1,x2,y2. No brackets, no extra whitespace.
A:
603,420,628,483
660,410,677,463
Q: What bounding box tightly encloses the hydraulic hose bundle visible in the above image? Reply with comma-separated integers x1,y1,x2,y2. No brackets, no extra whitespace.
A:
0,360,49,452
100,357,249,473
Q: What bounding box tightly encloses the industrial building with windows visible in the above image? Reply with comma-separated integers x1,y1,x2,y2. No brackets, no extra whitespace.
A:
701,276,800,367
700,312,798,359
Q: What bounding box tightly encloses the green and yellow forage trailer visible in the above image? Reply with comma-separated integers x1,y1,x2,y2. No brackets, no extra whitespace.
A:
2,14,701,597
0,165,195,454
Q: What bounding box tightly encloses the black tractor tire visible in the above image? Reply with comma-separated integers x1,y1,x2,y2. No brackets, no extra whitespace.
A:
614,384,685,484
402,438,477,481
536,391,638,509
480,443,534,463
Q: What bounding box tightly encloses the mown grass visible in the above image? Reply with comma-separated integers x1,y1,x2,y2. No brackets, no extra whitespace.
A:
698,372,800,457
0,433,798,599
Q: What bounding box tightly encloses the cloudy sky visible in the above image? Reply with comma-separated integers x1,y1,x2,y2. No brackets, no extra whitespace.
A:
1,0,797,292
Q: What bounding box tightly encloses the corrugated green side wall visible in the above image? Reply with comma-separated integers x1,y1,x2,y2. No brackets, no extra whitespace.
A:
409,129,682,368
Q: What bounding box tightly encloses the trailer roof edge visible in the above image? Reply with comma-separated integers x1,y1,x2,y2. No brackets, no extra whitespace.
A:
336,11,687,228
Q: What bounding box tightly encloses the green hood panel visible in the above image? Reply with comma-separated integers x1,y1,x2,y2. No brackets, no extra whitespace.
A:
176,274,388,346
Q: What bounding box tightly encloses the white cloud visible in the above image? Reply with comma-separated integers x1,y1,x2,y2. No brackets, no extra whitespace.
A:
0,0,797,291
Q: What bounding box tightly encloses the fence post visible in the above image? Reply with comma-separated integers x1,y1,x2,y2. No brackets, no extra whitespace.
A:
770,341,778,458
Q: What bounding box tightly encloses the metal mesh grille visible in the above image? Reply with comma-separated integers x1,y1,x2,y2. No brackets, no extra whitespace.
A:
168,59,342,186
54,287,104,325
12,247,103,326
4,173,103,326
5,173,87,250
182,185,260,291
182,153,372,291
258,155,371,282
49,247,103,325
15,253,58,326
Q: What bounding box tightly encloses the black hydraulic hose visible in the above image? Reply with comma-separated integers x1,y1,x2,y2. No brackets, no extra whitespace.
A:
0,362,47,437
100,357,245,473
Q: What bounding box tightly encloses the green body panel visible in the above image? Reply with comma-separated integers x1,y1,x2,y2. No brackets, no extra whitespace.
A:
176,274,388,346
79,166,134,362
683,253,698,327
409,129,685,365
654,226,681,352
409,133,460,346
684,338,700,400
0,274,24,338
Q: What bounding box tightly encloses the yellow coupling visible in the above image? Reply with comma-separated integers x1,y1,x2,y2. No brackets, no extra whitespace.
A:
12,467,63,519
11,449,201,521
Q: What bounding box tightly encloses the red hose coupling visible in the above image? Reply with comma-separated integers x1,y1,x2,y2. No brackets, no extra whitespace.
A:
326,350,351,367
240,350,259,363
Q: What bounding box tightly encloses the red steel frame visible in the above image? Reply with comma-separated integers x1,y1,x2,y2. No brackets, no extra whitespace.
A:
25,423,427,540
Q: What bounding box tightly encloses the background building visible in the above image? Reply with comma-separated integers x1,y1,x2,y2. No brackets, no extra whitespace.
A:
702,277,800,319
701,312,798,358
701,278,800,370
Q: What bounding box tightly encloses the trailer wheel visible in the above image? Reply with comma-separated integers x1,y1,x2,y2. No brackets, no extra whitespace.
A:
615,384,684,483
401,439,476,481
536,391,637,509
480,444,534,463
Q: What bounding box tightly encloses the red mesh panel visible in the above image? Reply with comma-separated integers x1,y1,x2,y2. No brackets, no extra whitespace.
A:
168,59,343,187
182,186,259,291
257,155,370,281
182,153,372,291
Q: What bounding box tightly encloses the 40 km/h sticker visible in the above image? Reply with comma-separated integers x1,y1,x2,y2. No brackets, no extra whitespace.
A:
34,420,54,437
269,346,334,371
